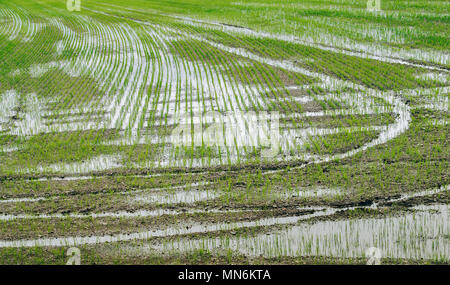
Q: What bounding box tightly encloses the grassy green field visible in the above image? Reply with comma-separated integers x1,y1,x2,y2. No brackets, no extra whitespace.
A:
0,0,448,264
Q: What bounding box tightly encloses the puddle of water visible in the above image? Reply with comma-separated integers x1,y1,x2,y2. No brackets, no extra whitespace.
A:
147,185,449,260
415,73,449,84
29,61,66,78
0,90,18,125
0,146,20,153
0,209,329,248
35,176,95,182
28,173,164,182
426,119,448,126
15,172,171,184
157,204,449,261
0,208,248,221
275,187,342,199
373,184,449,208
0,197,46,204
404,87,449,111
18,155,123,174
133,189,219,205
412,204,448,212
0,182,210,206
123,182,210,196
0,185,447,249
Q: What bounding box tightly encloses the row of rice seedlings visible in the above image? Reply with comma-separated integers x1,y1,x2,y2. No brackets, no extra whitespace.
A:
210,30,324,158
124,24,155,134
221,33,408,154
82,10,158,149
169,22,259,114
0,10,128,171
175,21,310,163
207,26,441,91
178,35,230,165
24,16,105,166
118,25,151,137
0,17,65,153
128,23,179,167
47,14,119,159
94,0,450,68
182,36,255,165
198,45,264,163
45,24,102,121
239,0,448,64
186,33,275,165
133,25,166,167
0,6,22,41
96,3,344,166
1,2,428,168
103,20,153,159
181,37,230,167
181,24,315,118
151,30,183,168
179,39,219,166
0,2,406,171
169,37,196,167
131,26,158,140
68,16,117,110
156,22,218,167
273,35,440,90
302,129,380,156
109,25,142,132
158,206,448,261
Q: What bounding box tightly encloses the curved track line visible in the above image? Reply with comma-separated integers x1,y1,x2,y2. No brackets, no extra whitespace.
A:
0,185,447,248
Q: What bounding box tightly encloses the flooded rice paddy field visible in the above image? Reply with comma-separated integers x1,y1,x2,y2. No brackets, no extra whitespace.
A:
0,0,448,264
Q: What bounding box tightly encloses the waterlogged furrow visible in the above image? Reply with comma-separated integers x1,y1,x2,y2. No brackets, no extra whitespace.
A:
0,209,331,248
0,208,238,222
18,154,123,175
0,181,211,204
157,205,449,261
0,185,446,248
